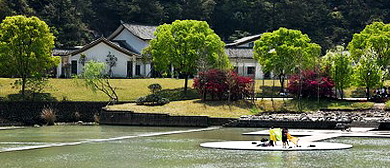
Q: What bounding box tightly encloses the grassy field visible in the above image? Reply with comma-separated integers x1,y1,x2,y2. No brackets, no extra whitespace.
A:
0,78,382,101
108,99,374,118
0,78,196,101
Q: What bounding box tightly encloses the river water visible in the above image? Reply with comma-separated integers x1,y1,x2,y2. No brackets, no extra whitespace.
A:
0,126,389,167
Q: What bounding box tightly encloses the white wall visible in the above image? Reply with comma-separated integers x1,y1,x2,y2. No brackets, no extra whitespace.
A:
230,58,264,79
72,42,134,78
112,29,149,54
56,60,62,78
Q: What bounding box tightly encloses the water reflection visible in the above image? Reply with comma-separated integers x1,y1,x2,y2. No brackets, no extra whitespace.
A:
1,126,390,167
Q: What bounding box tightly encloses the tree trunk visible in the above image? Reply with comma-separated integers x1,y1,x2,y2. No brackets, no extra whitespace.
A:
279,73,285,93
184,74,189,94
21,76,26,98
272,76,275,110
366,86,370,100
203,87,206,101
262,77,265,101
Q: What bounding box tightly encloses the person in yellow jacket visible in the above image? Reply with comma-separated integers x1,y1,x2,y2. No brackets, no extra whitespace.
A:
286,130,299,147
269,127,282,146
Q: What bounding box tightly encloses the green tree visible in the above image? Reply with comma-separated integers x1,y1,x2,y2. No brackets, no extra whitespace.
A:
253,27,321,93
322,46,353,99
0,15,57,96
38,0,94,47
348,22,390,81
353,52,382,99
105,51,117,77
77,61,119,103
0,0,14,20
145,20,230,93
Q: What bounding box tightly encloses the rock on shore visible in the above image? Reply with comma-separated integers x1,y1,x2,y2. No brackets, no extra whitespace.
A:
242,110,390,122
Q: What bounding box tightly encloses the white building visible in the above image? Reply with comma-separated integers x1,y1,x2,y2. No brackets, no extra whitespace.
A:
55,23,268,79
225,34,269,79
55,23,158,78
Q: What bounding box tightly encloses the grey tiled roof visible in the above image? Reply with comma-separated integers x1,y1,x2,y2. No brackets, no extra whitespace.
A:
52,48,79,56
225,48,254,59
122,24,157,40
70,37,139,57
226,34,261,47
112,40,140,54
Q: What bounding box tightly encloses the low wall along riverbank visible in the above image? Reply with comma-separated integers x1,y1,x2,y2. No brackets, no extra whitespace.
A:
100,108,377,129
0,101,107,125
100,108,233,127
2,101,390,129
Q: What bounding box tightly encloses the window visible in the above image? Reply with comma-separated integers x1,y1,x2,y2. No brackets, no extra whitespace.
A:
71,60,77,74
247,66,255,75
248,42,254,48
136,64,141,76
233,66,238,73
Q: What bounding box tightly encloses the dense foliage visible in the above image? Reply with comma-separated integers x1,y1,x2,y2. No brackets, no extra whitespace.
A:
0,15,57,96
148,83,162,94
353,53,383,99
348,22,390,80
1,0,389,51
136,94,170,106
288,69,335,98
193,69,253,101
145,20,230,93
321,46,353,99
253,27,321,93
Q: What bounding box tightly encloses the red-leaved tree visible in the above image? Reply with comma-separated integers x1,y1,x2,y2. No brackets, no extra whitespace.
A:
287,69,334,98
193,69,253,101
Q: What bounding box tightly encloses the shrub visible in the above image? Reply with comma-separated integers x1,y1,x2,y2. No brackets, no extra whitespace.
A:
287,69,335,98
136,94,170,106
94,113,100,123
148,83,162,94
193,69,253,100
41,107,56,125
73,111,81,121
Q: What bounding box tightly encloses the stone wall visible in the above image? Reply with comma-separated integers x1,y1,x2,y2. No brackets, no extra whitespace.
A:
378,122,390,130
100,108,235,127
100,109,208,127
100,109,352,129
0,101,107,125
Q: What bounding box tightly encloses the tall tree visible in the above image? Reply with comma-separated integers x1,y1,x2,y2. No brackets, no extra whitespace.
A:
118,0,164,24
253,27,321,93
353,52,382,99
0,0,14,20
38,0,94,47
322,46,353,99
348,22,390,81
145,20,230,93
0,15,57,96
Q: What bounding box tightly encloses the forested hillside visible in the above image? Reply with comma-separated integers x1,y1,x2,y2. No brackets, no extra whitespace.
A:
1,0,389,52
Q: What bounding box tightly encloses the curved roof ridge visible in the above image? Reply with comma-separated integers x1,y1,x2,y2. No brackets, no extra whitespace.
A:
70,37,139,57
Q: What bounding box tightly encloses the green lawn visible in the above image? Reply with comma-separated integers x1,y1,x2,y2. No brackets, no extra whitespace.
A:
0,78,380,101
0,78,195,101
254,98,374,112
0,78,376,118
108,99,374,118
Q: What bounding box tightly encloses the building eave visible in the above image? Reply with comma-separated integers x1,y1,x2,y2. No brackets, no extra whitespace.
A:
70,37,139,58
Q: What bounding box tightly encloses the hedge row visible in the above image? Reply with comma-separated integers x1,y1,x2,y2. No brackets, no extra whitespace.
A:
0,101,108,125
